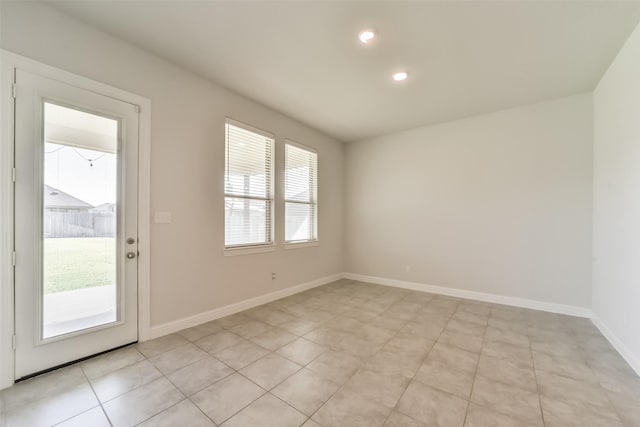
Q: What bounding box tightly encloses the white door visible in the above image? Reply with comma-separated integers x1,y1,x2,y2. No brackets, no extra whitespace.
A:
13,69,139,379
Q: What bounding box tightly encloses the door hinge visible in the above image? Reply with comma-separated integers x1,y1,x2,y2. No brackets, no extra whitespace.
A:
12,335,16,350
12,251,16,266
12,84,17,99
134,104,140,113
11,167,16,183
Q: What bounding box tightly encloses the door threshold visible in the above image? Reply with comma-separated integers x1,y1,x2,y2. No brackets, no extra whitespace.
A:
15,341,138,383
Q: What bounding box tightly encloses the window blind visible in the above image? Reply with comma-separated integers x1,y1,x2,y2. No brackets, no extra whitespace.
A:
225,120,274,247
284,142,317,242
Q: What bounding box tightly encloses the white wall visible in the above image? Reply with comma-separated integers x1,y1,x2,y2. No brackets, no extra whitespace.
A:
346,94,593,309
0,2,344,327
592,22,640,372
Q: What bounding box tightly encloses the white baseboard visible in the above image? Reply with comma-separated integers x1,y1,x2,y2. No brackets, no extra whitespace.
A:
591,314,640,376
343,272,592,318
148,273,343,339
150,271,593,341
345,273,639,376
147,271,640,377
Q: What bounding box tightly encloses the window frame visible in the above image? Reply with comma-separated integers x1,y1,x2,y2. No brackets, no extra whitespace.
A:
284,139,318,245
223,118,275,252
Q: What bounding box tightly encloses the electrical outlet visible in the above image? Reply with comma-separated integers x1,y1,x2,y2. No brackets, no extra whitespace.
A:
271,272,277,280
404,265,411,273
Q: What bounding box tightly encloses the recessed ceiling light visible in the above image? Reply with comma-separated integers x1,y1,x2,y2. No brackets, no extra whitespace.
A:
393,72,408,81
359,30,375,44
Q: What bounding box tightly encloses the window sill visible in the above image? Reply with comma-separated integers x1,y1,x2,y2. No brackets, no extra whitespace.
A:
284,241,319,250
224,245,276,256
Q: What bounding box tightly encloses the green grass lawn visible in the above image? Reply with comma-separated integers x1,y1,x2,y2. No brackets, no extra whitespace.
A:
44,237,116,294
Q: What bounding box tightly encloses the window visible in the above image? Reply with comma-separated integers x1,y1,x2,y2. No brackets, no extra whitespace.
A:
285,141,318,243
224,120,274,247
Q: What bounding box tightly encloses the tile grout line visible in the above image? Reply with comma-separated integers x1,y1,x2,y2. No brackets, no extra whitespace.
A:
578,349,628,425
529,323,548,426
460,308,489,426
385,297,462,425
529,319,629,425
187,332,279,425
95,350,188,426
132,397,185,426
163,337,274,425
87,342,217,425
159,356,230,427
191,372,267,426
265,391,314,426
304,291,417,424
380,319,433,423
85,352,160,406
259,327,359,424
570,323,632,427
215,352,300,424
186,311,328,426
78,363,114,427
474,311,554,425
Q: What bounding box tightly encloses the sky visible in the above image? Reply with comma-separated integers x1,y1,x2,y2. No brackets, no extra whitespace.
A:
43,102,118,207
44,142,117,207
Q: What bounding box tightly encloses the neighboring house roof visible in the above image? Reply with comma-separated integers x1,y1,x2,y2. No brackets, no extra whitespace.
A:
92,203,116,212
44,185,93,209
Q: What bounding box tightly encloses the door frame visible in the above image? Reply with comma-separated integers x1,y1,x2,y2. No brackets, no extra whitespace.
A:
0,50,152,389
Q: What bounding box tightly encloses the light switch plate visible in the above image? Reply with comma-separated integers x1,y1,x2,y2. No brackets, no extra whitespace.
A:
154,211,172,224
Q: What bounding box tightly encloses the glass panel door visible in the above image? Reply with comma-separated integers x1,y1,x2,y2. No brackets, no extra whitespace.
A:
14,68,139,379
42,102,119,339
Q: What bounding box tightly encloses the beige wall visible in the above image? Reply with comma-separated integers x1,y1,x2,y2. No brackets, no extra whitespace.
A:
346,93,593,308
593,22,640,371
0,2,345,326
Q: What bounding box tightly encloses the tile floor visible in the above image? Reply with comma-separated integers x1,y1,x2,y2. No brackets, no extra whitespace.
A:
1,279,640,427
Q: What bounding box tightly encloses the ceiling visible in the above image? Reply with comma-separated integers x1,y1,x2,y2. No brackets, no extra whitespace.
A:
52,1,640,142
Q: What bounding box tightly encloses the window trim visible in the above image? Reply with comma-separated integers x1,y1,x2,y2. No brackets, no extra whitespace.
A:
224,118,275,249
224,244,276,256
225,117,274,140
284,241,319,250
284,139,318,244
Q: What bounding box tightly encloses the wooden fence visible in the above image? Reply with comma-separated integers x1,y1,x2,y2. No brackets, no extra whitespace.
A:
44,211,116,238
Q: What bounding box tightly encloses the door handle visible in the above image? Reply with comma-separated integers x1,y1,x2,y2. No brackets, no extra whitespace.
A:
126,252,136,259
